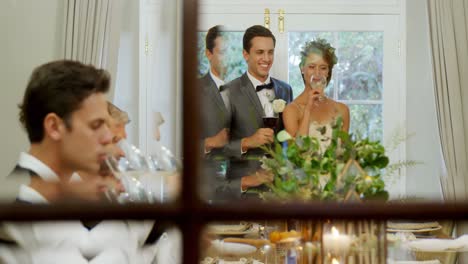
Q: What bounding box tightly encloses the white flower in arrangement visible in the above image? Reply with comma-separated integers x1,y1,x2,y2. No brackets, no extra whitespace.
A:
272,99,287,113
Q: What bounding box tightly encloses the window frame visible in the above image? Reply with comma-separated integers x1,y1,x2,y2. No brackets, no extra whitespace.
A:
4,2,458,264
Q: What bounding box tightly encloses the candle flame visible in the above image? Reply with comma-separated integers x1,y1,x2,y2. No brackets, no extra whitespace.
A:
331,226,339,236
331,258,340,264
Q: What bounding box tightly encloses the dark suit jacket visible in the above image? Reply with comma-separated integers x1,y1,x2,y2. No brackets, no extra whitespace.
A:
221,73,293,198
198,73,231,201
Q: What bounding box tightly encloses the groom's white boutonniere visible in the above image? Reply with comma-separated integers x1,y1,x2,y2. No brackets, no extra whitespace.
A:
272,99,286,113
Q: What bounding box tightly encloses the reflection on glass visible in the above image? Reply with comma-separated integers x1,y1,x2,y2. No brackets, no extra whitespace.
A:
197,31,246,82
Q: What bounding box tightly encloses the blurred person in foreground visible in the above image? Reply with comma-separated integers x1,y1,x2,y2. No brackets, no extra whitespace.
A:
0,60,166,264
7,60,113,203
70,101,130,202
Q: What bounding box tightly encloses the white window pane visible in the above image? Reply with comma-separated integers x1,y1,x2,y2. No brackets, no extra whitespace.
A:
349,104,383,141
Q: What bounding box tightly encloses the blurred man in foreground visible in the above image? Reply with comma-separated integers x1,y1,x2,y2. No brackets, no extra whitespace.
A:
0,60,161,263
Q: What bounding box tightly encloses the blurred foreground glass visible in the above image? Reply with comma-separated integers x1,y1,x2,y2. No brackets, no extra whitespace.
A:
106,139,181,203
0,220,182,264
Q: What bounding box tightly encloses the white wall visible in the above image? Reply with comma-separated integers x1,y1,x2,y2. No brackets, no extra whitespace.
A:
139,0,182,157
146,0,181,156
0,0,64,178
113,0,181,156
0,0,181,178
113,0,140,146
405,0,443,200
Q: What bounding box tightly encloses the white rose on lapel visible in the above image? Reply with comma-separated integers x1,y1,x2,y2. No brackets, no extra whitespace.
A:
272,99,286,113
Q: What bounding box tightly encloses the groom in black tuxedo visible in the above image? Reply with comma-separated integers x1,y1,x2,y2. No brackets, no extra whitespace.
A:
221,25,293,199
199,26,231,201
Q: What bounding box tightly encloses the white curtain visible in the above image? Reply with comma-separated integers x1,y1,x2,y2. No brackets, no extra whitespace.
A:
427,0,468,202
63,0,122,99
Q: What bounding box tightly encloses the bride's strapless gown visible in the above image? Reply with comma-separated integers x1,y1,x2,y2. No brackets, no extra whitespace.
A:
291,101,339,152
308,121,334,152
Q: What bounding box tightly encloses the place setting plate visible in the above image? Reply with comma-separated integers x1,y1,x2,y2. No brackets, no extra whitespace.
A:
207,222,255,236
387,226,442,233
387,221,442,234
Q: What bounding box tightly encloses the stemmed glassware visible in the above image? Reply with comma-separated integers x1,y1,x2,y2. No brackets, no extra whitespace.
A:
309,75,328,106
105,139,181,203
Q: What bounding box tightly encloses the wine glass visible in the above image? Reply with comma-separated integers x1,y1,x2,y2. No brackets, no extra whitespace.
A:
148,143,182,202
262,103,279,132
149,144,182,172
309,75,327,105
105,139,164,203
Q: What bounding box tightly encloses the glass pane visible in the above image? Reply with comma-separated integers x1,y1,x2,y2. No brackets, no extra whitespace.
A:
197,31,246,82
336,32,383,101
288,31,383,101
349,104,382,141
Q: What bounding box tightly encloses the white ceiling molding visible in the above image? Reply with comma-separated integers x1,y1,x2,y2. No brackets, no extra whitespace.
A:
199,0,401,15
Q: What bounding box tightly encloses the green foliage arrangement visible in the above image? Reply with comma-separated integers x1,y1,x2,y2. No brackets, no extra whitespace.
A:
259,117,390,202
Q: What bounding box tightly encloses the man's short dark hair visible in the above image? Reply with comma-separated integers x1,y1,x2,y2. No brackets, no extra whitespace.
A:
243,25,276,53
18,60,110,143
206,25,223,53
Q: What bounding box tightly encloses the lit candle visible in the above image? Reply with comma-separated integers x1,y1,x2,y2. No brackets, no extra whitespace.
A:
332,258,340,264
323,226,351,255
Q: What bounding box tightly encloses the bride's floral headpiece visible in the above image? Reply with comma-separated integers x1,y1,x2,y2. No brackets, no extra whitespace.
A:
299,38,338,69
299,38,338,85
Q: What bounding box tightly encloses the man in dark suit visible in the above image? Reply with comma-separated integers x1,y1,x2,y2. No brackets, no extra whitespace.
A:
221,25,293,199
199,26,231,201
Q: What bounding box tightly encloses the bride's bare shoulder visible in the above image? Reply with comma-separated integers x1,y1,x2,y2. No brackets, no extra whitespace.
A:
284,100,301,115
333,100,349,113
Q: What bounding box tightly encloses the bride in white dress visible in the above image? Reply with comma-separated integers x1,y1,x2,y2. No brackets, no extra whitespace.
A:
283,39,350,151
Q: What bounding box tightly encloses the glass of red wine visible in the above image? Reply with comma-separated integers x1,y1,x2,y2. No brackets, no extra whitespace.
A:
262,104,279,132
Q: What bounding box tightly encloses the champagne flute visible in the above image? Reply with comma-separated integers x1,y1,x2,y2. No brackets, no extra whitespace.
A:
105,139,156,203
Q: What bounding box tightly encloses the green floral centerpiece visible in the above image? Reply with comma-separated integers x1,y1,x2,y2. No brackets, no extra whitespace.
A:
259,117,390,202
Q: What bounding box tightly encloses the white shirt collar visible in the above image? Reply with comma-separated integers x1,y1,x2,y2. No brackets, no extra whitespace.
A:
18,185,49,204
246,71,271,91
209,70,225,90
16,152,61,204
18,152,60,182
